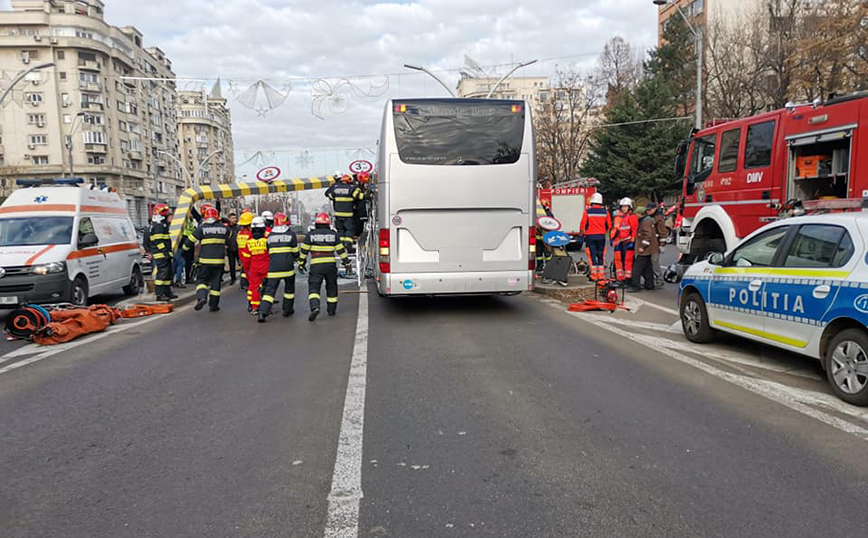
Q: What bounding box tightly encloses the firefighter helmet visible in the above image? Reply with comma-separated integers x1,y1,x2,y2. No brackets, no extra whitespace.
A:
341,174,352,184
274,212,288,226
203,207,219,221
358,171,370,183
261,210,274,220
239,212,254,226
315,212,332,225
152,203,170,217
619,197,633,208
590,193,603,205
334,170,343,179
251,216,266,229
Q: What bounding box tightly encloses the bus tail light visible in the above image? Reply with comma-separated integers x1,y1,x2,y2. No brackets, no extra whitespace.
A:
379,228,391,274
528,229,536,270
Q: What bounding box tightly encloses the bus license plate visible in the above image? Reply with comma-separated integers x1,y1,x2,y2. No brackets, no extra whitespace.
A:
0,296,18,305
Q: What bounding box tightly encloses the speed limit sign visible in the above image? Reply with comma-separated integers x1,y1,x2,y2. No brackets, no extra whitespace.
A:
256,166,281,183
349,160,373,174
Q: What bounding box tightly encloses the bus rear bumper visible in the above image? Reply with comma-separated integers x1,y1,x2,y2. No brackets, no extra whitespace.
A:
379,271,533,296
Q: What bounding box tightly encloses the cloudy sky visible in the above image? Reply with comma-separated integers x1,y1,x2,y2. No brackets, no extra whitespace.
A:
3,0,660,181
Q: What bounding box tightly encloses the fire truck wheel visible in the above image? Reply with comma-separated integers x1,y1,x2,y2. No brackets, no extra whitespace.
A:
824,329,868,406
680,292,715,344
697,239,726,262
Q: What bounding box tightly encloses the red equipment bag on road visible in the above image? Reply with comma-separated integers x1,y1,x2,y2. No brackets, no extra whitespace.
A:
32,305,121,346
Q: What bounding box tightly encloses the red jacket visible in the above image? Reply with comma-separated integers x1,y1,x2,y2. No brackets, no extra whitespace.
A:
581,204,611,237
611,212,638,245
246,236,270,273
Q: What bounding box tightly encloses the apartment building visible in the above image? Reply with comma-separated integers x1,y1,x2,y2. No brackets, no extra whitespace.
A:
0,0,183,225
456,75,553,107
657,0,762,43
177,85,234,187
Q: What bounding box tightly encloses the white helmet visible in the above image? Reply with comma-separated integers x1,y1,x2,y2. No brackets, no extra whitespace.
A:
334,170,343,178
590,193,603,205
619,197,633,208
261,210,274,220
251,216,266,228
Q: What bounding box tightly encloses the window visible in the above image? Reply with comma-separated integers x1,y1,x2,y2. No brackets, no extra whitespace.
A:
79,71,99,86
59,72,67,80
0,217,73,247
689,134,717,179
729,226,789,268
61,92,69,106
82,131,106,145
27,113,45,125
118,120,128,132
56,50,65,60
784,225,854,268
28,134,47,145
75,29,94,39
83,113,103,125
25,92,43,103
78,217,96,244
393,99,525,165
717,128,741,173
33,155,49,165
63,114,71,124
745,120,775,168
87,155,106,165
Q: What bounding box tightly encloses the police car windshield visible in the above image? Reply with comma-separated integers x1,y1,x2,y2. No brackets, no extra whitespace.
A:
0,217,74,247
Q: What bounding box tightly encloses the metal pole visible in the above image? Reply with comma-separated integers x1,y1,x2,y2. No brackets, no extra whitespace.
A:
193,149,223,188
403,65,456,97
0,62,54,107
486,59,538,99
66,135,74,179
694,26,703,130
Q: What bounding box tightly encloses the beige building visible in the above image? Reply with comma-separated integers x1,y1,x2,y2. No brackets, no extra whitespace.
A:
177,86,234,187
456,75,552,107
0,0,183,225
657,0,762,42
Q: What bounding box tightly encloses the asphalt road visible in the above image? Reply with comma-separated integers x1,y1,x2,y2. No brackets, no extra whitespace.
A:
1,280,867,538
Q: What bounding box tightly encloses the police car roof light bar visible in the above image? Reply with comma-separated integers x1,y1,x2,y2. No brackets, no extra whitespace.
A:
15,178,84,187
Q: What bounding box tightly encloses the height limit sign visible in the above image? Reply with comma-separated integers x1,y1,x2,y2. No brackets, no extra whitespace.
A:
349,160,373,174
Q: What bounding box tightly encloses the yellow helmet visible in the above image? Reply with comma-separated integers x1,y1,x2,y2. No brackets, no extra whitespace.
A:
239,212,254,226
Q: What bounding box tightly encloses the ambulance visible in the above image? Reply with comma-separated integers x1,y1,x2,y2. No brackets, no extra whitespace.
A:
0,181,143,308
679,213,868,405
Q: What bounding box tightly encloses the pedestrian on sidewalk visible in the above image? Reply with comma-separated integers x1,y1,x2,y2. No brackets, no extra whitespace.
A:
628,203,660,292
183,207,229,312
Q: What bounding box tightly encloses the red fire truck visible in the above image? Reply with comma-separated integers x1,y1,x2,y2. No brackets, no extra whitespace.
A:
674,92,867,262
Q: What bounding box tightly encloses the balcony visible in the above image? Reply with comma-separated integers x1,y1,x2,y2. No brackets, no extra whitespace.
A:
82,101,104,111
78,82,101,92
85,144,107,154
77,59,102,71
128,150,143,160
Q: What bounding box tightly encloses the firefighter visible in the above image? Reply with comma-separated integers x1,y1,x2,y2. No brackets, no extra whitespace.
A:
146,203,176,301
325,174,364,253
611,197,639,282
246,216,270,314
237,211,253,291
258,212,299,322
261,210,274,233
182,206,229,312
580,193,612,281
298,212,349,322
354,171,371,239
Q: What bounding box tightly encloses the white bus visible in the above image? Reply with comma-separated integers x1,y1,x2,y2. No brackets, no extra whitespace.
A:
372,98,536,296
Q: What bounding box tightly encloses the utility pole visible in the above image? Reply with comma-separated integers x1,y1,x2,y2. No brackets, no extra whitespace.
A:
652,0,703,129
65,112,86,180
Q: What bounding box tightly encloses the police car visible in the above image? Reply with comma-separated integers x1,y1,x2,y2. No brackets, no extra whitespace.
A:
679,213,868,406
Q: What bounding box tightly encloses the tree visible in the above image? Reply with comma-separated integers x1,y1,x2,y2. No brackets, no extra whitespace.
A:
534,67,602,184
647,15,697,118
597,36,642,103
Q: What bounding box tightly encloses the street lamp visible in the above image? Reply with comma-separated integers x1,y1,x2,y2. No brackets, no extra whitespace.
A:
0,62,54,107
486,59,538,99
403,64,456,97
65,112,86,180
653,0,703,129
158,148,223,189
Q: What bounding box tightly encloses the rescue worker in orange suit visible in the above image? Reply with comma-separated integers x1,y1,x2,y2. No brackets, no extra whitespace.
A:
145,203,176,301
258,213,299,323
298,212,350,321
237,211,253,296
325,174,364,253
246,216,270,314
182,206,228,312
611,197,639,282
579,193,612,281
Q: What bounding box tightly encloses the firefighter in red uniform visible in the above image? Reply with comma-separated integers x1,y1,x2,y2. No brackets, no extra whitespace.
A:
580,193,612,281
237,212,254,310
611,197,638,282
246,216,270,314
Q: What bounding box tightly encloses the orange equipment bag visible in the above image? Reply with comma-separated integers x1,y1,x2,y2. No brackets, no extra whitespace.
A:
119,303,174,319
32,305,121,345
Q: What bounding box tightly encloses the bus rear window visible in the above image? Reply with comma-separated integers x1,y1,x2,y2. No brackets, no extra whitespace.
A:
393,99,525,165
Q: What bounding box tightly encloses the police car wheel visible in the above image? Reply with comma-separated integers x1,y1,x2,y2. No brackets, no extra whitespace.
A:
680,292,715,344
824,329,868,406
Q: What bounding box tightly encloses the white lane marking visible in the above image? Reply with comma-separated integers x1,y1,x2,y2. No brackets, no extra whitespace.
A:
626,296,679,316
0,305,192,376
324,290,369,538
536,297,868,438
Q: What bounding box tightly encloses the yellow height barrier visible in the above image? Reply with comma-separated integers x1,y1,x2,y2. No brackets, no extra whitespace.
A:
168,176,336,252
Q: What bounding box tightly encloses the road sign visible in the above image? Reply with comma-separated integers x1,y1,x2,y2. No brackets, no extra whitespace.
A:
256,166,281,183
543,230,572,247
536,216,562,231
349,160,373,174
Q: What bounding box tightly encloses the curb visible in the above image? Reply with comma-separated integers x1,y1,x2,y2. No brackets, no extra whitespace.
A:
532,281,597,304
118,277,234,310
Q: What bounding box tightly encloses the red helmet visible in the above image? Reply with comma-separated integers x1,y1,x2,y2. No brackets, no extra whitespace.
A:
200,203,214,213
153,203,170,217
358,172,370,183
274,212,288,226
203,207,219,221
315,212,331,225
341,174,352,184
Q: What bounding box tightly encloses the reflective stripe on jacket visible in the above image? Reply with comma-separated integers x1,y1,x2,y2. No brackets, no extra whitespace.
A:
299,226,348,265
183,221,228,266
266,225,299,276
325,183,364,218
147,222,171,256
